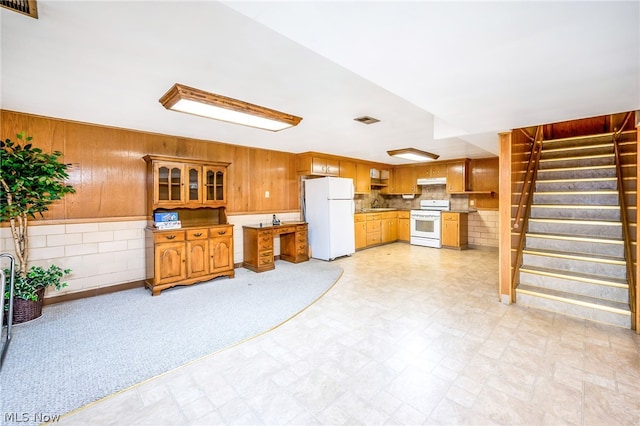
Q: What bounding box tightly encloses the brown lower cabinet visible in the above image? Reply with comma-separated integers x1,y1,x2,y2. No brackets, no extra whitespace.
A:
356,211,406,249
145,224,235,295
381,212,397,243
397,211,410,242
354,214,367,249
442,212,468,249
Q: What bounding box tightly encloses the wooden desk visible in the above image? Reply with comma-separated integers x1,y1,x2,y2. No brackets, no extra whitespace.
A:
242,222,309,272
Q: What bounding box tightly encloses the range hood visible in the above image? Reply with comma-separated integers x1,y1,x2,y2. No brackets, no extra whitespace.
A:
417,177,446,186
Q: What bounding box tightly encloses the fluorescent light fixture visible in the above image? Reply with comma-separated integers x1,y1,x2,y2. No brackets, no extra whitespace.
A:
387,148,440,162
159,83,302,131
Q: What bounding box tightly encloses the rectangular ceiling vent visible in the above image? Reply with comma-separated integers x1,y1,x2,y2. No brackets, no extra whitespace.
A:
354,116,380,125
1,0,38,18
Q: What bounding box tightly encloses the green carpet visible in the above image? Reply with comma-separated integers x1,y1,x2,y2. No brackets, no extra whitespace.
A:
0,260,342,426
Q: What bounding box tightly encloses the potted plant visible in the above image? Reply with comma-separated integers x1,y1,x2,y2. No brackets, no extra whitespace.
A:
1,131,75,323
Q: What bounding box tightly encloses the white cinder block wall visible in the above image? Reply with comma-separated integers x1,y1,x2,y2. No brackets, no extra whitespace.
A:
1,220,147,297
467,210,499,248
0,212,302,298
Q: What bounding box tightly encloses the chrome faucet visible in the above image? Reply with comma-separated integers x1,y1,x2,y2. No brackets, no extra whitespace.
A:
371,198,379,208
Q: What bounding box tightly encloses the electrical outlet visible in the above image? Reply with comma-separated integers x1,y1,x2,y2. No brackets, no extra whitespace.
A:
265,191,270,198
469,199,475,206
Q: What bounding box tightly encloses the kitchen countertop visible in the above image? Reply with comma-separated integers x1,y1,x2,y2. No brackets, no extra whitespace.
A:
355,209,411,213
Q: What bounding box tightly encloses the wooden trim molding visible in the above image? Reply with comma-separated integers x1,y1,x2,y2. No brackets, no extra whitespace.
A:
43,280,145,305
498,131,513,303
636,119,640,332
0,216,148,227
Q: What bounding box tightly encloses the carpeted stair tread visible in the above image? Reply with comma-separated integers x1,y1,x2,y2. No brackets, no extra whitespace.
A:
537,164,616,173
535,177,617,183
528,204,621,221
525,232,623,245
528,217,621,225
522,247,625,264
527,204,620,210
516,284,631,314
519,264,628,287
542,131,636,147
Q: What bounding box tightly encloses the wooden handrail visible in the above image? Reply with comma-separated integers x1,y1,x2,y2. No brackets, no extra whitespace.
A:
513,126,544,229
612,112,636,323
511,125,544,290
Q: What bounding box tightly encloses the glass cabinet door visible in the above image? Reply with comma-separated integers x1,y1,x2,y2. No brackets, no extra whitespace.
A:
187,165,202,204
156,163,184,204
204,167,226,204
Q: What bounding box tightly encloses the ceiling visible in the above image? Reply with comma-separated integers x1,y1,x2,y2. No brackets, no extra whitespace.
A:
1,1,638,165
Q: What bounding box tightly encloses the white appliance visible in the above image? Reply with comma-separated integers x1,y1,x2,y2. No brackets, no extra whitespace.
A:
304,177,356,261
410,199,450,248
417,177,446,186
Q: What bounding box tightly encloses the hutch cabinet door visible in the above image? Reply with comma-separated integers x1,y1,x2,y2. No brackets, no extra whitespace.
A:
154,242,186,284
203,166,227,205
186,239,209,278
154,162,185,206
185,164,203,206
210,236,233,273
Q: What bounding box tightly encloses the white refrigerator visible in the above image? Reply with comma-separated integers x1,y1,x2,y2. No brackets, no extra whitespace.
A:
304,177,356,261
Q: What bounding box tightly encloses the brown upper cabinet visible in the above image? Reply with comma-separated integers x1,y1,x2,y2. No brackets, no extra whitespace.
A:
339,160,370,193
297,153,339,176
415,162,447,179
355,163,371,193
446,159,470,193
144,155,230,210
386,167,419,194
430,163,448,178
339,160,356,180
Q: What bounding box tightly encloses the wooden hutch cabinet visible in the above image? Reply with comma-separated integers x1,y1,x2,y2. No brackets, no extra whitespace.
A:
143,155,234,296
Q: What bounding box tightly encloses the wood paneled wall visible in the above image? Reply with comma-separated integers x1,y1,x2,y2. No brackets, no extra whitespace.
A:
469,157,499,210
1,110,300,219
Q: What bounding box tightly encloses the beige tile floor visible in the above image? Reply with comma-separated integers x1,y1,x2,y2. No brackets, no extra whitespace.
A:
59,244,640,425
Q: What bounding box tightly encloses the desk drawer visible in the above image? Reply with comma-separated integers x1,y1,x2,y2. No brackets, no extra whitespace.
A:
258,252,273,266
258,235,273,250
273,226,295,235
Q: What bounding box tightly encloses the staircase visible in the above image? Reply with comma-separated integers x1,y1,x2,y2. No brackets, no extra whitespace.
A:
515,133,634,328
